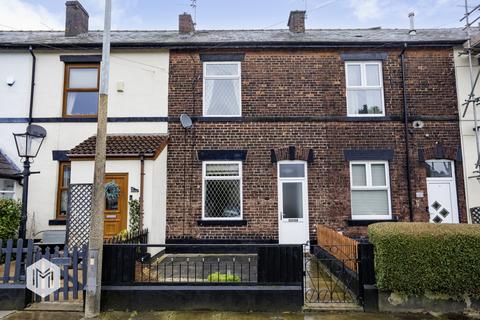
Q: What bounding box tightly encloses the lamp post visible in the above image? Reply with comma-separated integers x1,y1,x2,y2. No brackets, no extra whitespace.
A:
13,124,46,240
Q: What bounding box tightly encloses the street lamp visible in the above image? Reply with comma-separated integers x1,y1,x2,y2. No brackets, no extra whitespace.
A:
13,124,46,240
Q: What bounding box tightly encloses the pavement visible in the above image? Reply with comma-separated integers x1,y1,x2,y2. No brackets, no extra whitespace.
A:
0,311,476,320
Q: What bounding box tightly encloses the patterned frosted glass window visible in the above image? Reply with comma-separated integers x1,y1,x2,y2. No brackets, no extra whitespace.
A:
350,161,391,219
203,162,242,219
203,62,241,116
346,61,385,116
64,64,99,116
0,179,15,200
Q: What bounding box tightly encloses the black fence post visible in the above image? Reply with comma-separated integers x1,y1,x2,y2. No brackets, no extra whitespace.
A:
358,242,378,312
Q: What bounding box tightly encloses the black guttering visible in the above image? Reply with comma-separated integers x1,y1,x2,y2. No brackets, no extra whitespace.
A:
28,46,36,125
400,43,414,223
0,115,460,123
0,41,465,50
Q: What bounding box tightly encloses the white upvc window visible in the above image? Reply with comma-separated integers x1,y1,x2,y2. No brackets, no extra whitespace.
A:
349,161,391,220
203,62,242,117
202,161,243,220
345,61,385,116
0,179,15,200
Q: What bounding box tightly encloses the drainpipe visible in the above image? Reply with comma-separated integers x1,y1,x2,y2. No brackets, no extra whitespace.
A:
140,154,145,230
400,43,414,222
28,46,36,125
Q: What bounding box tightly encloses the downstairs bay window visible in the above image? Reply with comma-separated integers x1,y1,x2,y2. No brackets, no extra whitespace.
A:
202,161,242,220
350,161,391,220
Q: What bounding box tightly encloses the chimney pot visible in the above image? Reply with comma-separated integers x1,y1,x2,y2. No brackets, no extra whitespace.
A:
65,1,89,37
408,11,416,36
288,11,306,33
179,13,195,34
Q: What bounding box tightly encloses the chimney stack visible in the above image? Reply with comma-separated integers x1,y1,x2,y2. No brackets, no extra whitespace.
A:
65,1,89,37
179,13,195,34
408,12,416,36
288,11,306,33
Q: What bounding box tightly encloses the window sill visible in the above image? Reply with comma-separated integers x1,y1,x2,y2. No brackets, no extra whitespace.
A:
346,217,398,227
48,219,67,226
197,220,247,227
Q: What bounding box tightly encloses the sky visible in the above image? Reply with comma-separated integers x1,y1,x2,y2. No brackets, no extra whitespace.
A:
0,0,473,31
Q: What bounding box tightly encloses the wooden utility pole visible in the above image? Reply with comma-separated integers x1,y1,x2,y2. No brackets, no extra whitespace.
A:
85,0,111,317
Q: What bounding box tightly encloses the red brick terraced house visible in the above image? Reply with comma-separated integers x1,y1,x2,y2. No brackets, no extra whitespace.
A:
166,12,469,244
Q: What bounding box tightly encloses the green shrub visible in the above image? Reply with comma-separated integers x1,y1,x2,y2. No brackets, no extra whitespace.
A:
207,272,240,283
368,222,480,296
0,199,22,240
129,199,140,233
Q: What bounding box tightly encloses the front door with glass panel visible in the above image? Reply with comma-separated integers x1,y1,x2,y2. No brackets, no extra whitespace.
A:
278,161,309,244
104,173,128,239
426,160,459,224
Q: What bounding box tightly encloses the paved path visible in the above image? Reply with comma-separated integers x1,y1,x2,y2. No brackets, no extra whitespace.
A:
2,311,473,320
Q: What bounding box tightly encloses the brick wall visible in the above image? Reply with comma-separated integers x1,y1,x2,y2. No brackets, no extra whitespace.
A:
166,47,465,242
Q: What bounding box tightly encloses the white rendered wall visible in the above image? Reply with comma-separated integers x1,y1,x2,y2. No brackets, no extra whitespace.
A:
71,157,166,244
454,48,480,222
0,49,169,238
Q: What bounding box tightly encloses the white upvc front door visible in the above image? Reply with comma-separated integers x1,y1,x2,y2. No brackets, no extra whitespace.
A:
277,161,309,244
426,160,459,224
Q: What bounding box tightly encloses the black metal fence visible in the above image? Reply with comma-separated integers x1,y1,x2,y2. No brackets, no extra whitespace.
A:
102,244,303,286
104,228,149,244
304,241,375,306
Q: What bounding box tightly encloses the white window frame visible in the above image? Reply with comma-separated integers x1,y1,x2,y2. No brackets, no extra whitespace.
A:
0,178,16,200
345,61,385,117
202,61,242,117
349,160,392,220
202,161,243,220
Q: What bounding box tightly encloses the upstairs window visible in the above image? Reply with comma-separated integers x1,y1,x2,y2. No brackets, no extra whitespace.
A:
0,179,15,200
350,161,391,220
345,61,385,116
202,161,243,220
63,64,99,117
203,62,241,116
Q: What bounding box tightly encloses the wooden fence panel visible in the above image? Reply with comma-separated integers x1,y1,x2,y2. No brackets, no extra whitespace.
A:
316,225,359,272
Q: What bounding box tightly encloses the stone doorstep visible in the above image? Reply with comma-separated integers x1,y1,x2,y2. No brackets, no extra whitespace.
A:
0,311,15,319
303,303,363,312
25,301,83,312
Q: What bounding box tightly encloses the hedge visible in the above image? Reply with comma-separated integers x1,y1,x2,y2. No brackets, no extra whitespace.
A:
0,199,21,240
368,222,480,296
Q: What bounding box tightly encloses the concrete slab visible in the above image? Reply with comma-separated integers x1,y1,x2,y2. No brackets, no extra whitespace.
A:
0,311,14,319
26,302,83,312
2,311,83,320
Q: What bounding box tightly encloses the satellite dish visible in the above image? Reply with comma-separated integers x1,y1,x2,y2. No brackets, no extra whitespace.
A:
180,114,193,129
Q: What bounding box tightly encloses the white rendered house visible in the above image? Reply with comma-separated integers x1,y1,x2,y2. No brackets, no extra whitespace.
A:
0,1,169,243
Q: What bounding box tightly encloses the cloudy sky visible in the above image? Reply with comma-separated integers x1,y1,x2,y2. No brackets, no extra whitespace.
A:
0,0,472,31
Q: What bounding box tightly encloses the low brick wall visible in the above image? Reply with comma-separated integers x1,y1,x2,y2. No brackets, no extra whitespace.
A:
101,285,303,312
0,285,30,310
378,291,480,314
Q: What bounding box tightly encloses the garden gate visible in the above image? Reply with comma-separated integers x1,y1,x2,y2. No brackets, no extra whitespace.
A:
0,239,87,306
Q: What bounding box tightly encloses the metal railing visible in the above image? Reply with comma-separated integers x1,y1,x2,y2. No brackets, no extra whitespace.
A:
102,243,303,286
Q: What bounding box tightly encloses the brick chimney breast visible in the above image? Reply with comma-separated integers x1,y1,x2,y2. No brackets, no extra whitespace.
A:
179,13,195,34
65,1,89,37
288,10,306,33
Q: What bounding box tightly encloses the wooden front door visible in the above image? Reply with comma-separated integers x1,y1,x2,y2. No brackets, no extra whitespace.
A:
104,173,128,239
